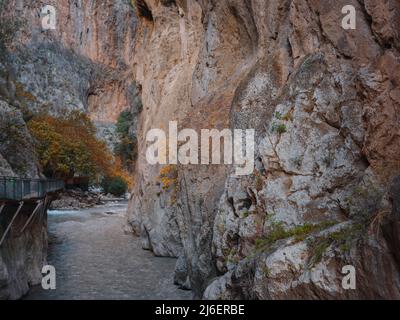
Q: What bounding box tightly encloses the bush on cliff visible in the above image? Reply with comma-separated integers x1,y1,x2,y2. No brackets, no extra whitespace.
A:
101,176,128,197
114,110,137,171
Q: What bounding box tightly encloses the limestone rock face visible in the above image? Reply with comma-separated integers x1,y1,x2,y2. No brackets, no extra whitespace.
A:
0,100,39,177
2,0,136,124
0,95,45,300
0,201,49,300
129,0,400,299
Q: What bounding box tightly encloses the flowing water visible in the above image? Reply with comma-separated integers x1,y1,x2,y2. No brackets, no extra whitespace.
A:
25,202,191,300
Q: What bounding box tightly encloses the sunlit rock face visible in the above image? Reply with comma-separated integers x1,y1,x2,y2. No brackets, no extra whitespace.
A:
129,0,400,299
2,0,136,123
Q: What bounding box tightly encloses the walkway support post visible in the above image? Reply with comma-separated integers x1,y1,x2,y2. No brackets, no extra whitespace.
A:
0,201,24,247
20,200,43,234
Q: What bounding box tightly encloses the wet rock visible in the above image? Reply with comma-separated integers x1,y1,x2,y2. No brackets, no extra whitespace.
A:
50,190,103,210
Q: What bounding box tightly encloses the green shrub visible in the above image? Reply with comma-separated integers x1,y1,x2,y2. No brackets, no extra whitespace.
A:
255,221,337,251
271,123,287,134
101,176,128,197
307,222,366,267
274,112,283,120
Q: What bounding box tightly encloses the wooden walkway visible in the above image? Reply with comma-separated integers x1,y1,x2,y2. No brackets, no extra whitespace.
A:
0,176,64,247
0,176,64,201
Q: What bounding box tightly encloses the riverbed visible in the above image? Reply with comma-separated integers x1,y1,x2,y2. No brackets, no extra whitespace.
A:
24,202,192,300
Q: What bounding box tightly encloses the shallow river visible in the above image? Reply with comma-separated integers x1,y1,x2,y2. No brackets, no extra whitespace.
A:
25,202,192,300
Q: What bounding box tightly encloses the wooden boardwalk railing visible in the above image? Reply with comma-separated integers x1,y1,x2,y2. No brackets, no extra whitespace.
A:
0,176,64,247
0,176,65,201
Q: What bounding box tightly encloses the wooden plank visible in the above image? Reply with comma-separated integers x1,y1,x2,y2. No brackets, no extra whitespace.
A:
38,194,48,222
0,201,24,247
20,201,43,234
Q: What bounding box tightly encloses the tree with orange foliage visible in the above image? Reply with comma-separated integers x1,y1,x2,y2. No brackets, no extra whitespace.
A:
110,157,134,189
28,111,113,180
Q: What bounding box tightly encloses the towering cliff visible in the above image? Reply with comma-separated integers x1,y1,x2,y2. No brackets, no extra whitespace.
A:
0,0,136,299
128,0,400,299
2,0,400,301
2,0,136,123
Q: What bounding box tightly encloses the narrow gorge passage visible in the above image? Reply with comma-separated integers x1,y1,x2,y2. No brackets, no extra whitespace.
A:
24,203,191,300
1,0,400,302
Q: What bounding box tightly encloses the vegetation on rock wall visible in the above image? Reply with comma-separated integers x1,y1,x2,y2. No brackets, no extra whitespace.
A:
28,110,134,190
101,176,128,197
114,82,142,173
158,165,178,204
114,110,137,171
28,111,112,179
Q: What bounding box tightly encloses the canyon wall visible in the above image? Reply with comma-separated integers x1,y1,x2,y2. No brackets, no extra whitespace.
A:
0,200,50,300
0,79,47,299
2,0,136,124
0,0,136,299
128,0,400,299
